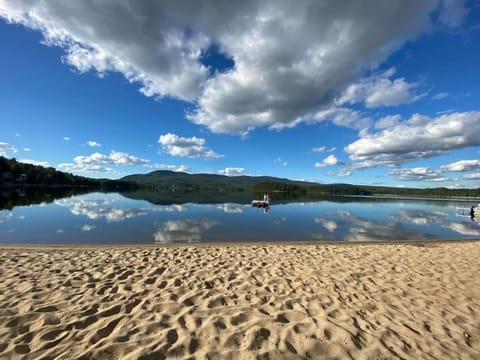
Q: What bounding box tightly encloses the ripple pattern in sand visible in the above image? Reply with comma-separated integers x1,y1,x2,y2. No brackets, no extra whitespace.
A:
0,243,479,359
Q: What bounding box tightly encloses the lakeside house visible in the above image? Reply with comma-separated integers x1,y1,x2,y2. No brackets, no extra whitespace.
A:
1,172,13,183
1,172,28,184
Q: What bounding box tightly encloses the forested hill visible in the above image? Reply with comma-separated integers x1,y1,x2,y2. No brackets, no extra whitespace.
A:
121,170,371,195
0,156,136,190
122,170,480,198
2,157,479,198
121,170,320,191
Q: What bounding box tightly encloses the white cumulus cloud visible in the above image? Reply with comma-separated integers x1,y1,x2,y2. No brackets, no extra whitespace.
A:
58,150,148,173
315,154,339,168
74,151,149,166
0,0,448,135
337,68,424,108
312,146,336,153
87,141,101,147
19,159,51,167
312,146,326,153
158,133,223,159
0,142,17,156
464,173,480,180
345,111,480,169
374,114,402,129
311,108,372,130
274,158,288,166
440,159,480,172
57,163,113,173
388,167,450,182
218,167,245,176
439,0,468,27
144,163,191,172
431,92,449,100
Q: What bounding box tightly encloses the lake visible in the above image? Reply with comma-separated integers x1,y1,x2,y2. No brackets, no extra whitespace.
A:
0,191,479,244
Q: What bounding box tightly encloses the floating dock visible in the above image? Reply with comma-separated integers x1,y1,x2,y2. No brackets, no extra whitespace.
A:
252,194,270,207
456,204,479,224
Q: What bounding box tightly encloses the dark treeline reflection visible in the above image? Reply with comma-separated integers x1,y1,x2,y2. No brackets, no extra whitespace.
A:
120,189,339,205
0,187,91,210
1,187,471,211
120,190,467,207
1,188,322,211
121,189,252,205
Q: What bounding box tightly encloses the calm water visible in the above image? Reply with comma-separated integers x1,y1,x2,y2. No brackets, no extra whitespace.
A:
0,192,479,244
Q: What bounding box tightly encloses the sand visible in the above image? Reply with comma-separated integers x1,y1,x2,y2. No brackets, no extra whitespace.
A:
0,242,479,360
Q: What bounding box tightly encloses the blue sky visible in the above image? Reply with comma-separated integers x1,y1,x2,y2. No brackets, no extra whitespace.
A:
0,1,479,188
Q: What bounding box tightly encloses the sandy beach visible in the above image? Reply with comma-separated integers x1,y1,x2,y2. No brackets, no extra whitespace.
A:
0,242,479,359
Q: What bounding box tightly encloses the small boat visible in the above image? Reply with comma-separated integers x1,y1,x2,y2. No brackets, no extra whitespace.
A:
252,194,270,208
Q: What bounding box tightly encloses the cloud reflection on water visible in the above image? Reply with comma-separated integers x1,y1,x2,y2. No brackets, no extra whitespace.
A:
0,211,12,223
81,224,96,232
332,209,434,242
314,218,337,232
441,221,480,236
217,203,244,214
55,197,147,222
390,208,480,236
154,219,220,243
388,209,448,226
146,204,189,212
273,217,288,225
4,192,478,244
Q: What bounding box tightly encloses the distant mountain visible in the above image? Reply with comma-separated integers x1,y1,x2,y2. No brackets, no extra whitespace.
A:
3,157,478,199
121,170,480,198
121,170,320,190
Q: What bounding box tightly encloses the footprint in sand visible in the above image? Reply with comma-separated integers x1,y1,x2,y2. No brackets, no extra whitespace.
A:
189,337,199,354
14,344,30,355
89,317,121,344
214,319,227,330
167,329,178,346
249,328,271,350
35,305,58,313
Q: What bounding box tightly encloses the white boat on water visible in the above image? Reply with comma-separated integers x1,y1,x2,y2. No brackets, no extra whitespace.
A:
252,194,270,207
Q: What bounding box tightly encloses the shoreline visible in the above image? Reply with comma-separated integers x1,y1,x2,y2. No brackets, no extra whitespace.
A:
0,237,479,251
1,242,479,359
